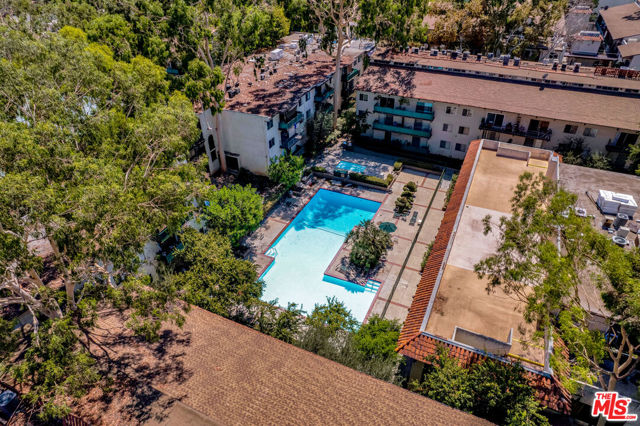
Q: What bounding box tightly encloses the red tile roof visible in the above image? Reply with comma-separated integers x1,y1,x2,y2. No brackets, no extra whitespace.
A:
399,333,572,414
397,140,480,346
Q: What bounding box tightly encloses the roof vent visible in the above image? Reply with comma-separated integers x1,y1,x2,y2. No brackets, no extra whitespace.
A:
561,63,567,71
431,49,438,56
450,51,458,59
573,63,581,73
575,207,587,217
552,60,559,70
260,73,265,80
487,52,494,60
476,53,482,61
612,235,628,246
513,57,520,67
462,51,469,60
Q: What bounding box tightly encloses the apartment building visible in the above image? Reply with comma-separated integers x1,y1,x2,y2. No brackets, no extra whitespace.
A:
597,1,640,70
354,50,640,164
199,34,370,175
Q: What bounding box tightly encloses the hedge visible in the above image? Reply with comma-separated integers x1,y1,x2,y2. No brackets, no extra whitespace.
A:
393,161,403,171
311,165,328,173
398,158,443,172
348,172,394,188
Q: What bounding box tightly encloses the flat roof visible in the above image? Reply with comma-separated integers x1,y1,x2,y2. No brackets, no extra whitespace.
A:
618,41,640,58
356,64,640,131
75,306,489,425
423,148,549,367
600,2,640,40
370,49,640,90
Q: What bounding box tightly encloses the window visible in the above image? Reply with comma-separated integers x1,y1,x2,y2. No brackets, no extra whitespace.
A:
440,140,450,149
416,102,432,113
356,109,366,116
207,135,217,160
458,126,469,135
462,108,472,117
486,113,504,127
380,97,395,108
583,127,598,137
298,98,302,107
446,106,456,114
305,92,310,101
305,110,311,120
455,143,466,152
266,119,273,130
359,93,368,102
268,137,275,148
442,123,450,132
414,119,423,130
411,136,421,147
563,124,578,134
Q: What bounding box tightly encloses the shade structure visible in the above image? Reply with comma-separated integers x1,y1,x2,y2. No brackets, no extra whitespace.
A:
378,222,397,233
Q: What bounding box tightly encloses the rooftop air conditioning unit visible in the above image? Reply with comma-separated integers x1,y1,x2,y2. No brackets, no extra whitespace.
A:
476,53,482,61
575,207,587,217
462,52,469,60
260,73,265,80
612,235,628,247
513,57,520,67
412,47,419,54
561,63,567,71
573,63,581,73
617,226,630,238
430,49,438,56
487,52,494,59
450,51,458,59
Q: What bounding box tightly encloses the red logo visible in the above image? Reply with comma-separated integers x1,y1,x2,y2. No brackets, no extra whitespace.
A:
592,392,638,422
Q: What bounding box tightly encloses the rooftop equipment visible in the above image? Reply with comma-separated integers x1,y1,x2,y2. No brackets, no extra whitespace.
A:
451,51,458,59
614,213,630,228
573,63,581,73
513,57,520,67
561,63,567,71
269,48,284,61
612,235,628,247
431,49,438,56
476,53,482,61
617,227,630,238
597,190,637,216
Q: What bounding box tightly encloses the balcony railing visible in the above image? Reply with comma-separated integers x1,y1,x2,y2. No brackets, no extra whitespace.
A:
374,104,434,121
479,119,552,141
279,112,304,130
281,133,303,150
345,69,359,81
372,120,432,138
314,88,334,103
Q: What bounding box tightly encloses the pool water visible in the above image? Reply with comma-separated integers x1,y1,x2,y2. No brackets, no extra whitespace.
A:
336,160,367,174
260,189,380,322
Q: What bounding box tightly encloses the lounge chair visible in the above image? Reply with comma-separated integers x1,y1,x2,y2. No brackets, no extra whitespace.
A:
409,211,418,226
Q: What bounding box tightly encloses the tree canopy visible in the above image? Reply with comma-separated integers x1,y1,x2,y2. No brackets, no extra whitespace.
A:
475,172,640,395
267,153,305,189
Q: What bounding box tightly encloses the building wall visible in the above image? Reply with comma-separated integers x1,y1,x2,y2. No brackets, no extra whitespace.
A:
199,86,319,176
355,90,635,160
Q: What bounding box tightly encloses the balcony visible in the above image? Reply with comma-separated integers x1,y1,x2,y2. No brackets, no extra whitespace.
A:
314,88,334,103
372,120,432,138
281,133,303,150
374,104,434,121
479,119,552,141
605,143,628,153
279,112,304,130
345,69,359,81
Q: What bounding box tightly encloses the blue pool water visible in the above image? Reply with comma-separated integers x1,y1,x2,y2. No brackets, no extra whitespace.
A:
336,160,367,174
260,189,380,322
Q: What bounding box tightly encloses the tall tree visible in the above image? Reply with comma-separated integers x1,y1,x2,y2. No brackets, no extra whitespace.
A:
475,172,640,415
0,26,201,418
308,0,359,129
357,0,428,50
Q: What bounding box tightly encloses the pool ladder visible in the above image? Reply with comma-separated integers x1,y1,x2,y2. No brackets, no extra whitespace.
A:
266,247,278,258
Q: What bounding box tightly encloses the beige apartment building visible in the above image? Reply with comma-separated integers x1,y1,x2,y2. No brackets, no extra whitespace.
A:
355,50,640,166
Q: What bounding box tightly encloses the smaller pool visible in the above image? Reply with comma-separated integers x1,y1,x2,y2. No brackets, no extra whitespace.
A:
336,160,367,174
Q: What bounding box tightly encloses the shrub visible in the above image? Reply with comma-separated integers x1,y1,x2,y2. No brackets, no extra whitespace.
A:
311,165,328,173
443,173,458,210
203,185,263,245
401,190,415,199
397,158,442,171
420,241,434,271
404,181,417,192
393,161,403,171
268,153,305,189
346,220,393,271
395,196,412,213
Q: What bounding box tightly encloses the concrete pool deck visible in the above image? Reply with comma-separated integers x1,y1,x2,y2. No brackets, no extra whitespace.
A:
244,157,453,324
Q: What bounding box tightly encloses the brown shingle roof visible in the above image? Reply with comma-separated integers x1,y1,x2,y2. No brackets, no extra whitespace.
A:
75,306,490,425
397,140,480,346
356,64,640,131
618,41,640,58
600,2,640,39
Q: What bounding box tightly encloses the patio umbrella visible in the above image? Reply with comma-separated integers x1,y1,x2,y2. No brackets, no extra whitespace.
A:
378,222,397,233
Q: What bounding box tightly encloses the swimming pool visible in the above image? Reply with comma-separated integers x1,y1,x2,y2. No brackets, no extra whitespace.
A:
260,189,380,322
336,160,367,174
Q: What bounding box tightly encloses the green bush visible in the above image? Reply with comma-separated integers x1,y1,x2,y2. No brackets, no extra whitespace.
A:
311,165,328,173
420,241,434,271
395,196,412,213
349,172,388,187
393,161,403,171
443,173,458,210
399,158,442,172
404,181,417,192
346,220,393,271
401,190,415,199
385,174,394,185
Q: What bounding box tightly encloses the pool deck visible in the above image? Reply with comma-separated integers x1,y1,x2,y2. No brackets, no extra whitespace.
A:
244,154,453,324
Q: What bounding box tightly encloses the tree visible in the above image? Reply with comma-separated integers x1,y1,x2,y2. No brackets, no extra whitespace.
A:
308,0,359,129
168,229,263,317
0,27,199,419
411,346,549,425
267,153,305,189
357,0,428,50
353,315,402,361
86,14,137,61
346,220,393,270
474,172,640,417
252,301,304,344
307,110,334,155
202,184,264,245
